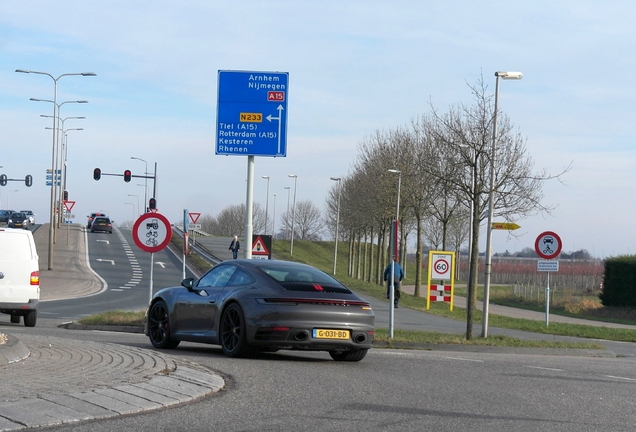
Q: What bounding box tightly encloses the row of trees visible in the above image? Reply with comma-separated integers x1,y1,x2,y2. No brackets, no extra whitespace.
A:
189,75,568,340
197,201,324,241
322,75,568,339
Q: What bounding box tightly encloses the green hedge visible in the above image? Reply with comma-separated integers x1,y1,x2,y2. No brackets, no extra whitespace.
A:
600,255,636,307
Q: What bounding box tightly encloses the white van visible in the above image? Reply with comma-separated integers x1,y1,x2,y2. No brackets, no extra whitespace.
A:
0,228,39,326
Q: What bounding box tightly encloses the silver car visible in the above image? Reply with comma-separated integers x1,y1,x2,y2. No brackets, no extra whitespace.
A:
20,210,35,225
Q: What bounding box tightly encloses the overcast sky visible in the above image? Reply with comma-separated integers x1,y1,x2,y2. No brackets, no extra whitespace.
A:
1,1,635,258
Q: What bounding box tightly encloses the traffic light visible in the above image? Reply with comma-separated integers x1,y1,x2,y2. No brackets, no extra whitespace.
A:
0,174,6,186
63,190,69,201
148,198,156,210
93,168,101,181
124,169,132,182
25,175,32,187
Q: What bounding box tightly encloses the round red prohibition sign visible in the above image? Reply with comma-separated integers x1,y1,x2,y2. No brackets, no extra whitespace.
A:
534,231,562,260
132,212,173,253
434,259,449,275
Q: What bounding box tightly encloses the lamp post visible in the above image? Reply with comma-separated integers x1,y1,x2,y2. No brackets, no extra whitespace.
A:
35,101,88,229
387,169,402,339
7,190,19,209
288,174,298,255
45,124,84,227
482,71,522,338
131,157,148,212
18,65,95,272
262,175,270,235
284,186,291,240
42,116,85,215
273,194,277,238
128,194,140,219
125,202,135,222
330,177,342,275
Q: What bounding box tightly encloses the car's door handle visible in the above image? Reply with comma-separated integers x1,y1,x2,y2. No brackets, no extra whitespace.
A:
209,300,216,304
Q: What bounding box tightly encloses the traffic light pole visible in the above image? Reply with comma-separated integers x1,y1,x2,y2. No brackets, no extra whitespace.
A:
92,167,158,213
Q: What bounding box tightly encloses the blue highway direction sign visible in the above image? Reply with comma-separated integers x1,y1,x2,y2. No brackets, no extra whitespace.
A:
216,70,289,157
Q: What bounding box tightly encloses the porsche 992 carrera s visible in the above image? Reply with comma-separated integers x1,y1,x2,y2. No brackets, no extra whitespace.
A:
145,259,374,361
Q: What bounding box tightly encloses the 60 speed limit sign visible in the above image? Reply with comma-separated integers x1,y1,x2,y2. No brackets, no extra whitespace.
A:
431,253,452,280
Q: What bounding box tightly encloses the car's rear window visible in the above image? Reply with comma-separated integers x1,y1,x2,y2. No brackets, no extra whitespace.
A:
259,264,341,285
0,232,35,261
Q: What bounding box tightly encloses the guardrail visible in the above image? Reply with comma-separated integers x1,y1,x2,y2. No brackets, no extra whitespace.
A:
172,225,222,266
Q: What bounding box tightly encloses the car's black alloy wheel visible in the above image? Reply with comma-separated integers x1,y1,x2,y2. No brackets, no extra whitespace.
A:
148,300,180,349
220,303,252,358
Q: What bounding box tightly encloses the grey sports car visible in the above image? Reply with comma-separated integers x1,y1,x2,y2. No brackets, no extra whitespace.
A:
145,259,374,361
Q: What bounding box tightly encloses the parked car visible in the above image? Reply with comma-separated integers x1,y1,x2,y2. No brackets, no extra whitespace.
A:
7,212,29,229
0,210,16,224
90,216,112,234
20,210,35,225
87,212,106,229
145,259,375,361
0,228,39,326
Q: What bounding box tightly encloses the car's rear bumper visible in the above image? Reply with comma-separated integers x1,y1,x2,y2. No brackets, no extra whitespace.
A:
0,299,39,314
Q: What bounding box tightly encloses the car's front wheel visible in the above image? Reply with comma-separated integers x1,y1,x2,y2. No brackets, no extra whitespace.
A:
329,349,368,362
220,303,252,358
148,300,180,349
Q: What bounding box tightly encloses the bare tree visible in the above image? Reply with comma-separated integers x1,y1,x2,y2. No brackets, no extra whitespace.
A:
280,200,323,241
211,203,265,237
429,74,570,339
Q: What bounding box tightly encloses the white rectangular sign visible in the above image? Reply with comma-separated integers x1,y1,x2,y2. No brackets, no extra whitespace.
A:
537,260,559,272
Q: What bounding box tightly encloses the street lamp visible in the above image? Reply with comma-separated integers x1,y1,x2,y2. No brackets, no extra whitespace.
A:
35,101,88,225
387,168,402,339
45,124,84,226
262,175,270,235
330,177,342,275
7,190,19,209
284,186,291,240
19,66,95,272
273,194,277,238
125,202,135,222
482,71,522,338
131,157,148,212
288,174,298,255
128,194,140,219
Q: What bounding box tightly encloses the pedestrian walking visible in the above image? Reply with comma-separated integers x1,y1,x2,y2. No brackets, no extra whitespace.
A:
229,236,240,259
383,260,404,308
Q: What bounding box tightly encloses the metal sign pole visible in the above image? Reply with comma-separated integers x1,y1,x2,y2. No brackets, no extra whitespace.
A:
149,252,155,304
545,271,550,326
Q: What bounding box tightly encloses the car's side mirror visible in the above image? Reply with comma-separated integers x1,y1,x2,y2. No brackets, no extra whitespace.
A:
181,277,195,291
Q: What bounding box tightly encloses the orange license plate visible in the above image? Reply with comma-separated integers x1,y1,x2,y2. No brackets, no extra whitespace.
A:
312,329,350,340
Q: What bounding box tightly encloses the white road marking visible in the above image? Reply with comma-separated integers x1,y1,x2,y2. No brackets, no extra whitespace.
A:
606,375,636,382
526,366,564,371
96,259,115,265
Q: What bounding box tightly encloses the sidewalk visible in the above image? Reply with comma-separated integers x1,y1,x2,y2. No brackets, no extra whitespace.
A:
401,284,636,330
0,224,225,430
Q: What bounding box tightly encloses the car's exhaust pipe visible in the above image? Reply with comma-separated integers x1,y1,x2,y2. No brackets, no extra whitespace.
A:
294,331,309,341
354,333,367,344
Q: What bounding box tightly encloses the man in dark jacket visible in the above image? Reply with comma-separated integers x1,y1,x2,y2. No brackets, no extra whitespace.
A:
229,236,240,259
383,260,404,308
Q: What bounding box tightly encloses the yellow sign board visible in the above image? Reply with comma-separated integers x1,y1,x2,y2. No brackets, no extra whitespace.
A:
491,222,521,230
239,113,263,122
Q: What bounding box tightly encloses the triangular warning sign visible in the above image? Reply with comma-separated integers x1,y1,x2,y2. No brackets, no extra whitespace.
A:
251,236,269,255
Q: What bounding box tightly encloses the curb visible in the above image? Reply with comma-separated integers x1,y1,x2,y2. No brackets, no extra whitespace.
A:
57,323,614,358
0,333,30,365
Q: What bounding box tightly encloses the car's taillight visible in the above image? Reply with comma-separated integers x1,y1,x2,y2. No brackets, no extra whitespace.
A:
30,271,39,285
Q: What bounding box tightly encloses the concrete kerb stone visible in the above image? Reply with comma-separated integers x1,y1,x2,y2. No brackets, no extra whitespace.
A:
0,333,29,365
0,362,225,430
